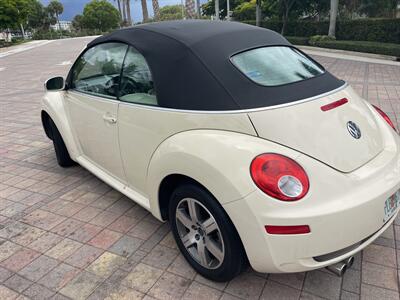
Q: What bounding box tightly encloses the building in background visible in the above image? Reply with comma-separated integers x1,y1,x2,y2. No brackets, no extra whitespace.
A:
50,21,72,31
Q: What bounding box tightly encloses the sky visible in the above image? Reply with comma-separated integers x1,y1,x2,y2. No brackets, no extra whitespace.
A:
40,0,191,22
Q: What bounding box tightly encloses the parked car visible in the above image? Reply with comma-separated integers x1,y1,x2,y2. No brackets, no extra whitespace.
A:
41,20,400,281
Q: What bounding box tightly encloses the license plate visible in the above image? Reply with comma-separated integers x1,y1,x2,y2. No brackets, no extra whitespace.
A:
383,190,400,223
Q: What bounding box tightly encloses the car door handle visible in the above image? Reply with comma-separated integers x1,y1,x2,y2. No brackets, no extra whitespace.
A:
103,114,117,124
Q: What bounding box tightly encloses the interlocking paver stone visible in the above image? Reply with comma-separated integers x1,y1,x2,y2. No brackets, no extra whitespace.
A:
86,251,126,278
182,281,221,300
362,262,398,291
0,248,40,272
361,283,400,300
87,229,122,250
303,270,342,299
122,263,163,293
225,272,266,300
4,274,32,293
18,255,58,282
38,263,79,292
23,283,56,300
64,244,103,269
148,271,191,300
0,38,399,300
108,235,144,257
45,238,82,261
59,270,102,300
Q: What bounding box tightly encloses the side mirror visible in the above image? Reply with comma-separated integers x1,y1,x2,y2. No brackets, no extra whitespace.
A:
45,76,65,91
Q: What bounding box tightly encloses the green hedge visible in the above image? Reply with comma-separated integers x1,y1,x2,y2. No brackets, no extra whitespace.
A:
244,18,400,44
285,36,309,45
311,40,400,57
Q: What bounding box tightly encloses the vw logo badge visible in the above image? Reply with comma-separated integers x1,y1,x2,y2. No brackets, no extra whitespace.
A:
347,121,361,139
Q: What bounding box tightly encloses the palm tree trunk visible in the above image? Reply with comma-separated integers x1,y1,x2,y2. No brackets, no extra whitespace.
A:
116,0,122,21
255,0,261,26
141,0,149,22
20,23,26,39
126,0,132,25
122,0,127,24
281,9,288,35
152,0,160,20
328,0,339,37
215,0,219,20
196,0,201,17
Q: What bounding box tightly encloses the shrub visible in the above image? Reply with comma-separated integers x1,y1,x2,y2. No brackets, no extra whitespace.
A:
311,40,400,57
285,36,309,45
243,18,400,44
309,35,336,45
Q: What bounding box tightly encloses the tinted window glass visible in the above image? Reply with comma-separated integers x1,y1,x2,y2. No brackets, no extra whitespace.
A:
231,47,324,86
119,47,157,106
71,43,128,98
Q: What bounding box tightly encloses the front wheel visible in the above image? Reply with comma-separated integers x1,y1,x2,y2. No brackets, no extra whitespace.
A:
49,118,75,168
169,184,247,282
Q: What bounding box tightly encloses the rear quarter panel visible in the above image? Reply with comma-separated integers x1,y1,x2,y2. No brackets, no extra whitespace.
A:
146,130,305,219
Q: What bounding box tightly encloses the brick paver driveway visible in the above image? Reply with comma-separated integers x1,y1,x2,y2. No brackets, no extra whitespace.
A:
0,38,399,300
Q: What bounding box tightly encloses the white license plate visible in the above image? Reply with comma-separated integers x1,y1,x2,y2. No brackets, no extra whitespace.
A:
383,190,400,223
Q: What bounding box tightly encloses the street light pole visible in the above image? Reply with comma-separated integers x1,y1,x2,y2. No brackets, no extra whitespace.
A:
215,0,219,20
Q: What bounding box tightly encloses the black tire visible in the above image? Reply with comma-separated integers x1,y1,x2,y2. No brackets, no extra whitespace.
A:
49,119,75,168
169,183,247,282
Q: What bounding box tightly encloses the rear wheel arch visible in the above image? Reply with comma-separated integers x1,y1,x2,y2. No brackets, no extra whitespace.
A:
157,173,248,255
158,174,205,221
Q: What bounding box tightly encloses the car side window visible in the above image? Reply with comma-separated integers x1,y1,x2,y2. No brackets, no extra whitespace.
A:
71,43,128,99
119,46,157,106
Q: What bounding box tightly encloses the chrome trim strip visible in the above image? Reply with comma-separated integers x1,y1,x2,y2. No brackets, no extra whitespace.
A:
67,82,348,115
67,90,121,104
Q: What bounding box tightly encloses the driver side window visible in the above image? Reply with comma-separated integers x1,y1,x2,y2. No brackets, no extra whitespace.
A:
71,43,128,99
119,47,157,106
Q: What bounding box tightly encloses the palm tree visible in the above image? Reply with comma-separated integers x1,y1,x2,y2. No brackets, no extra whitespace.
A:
47,0,63,30
328,0,339,37
141,0,149,22
152,0,160,20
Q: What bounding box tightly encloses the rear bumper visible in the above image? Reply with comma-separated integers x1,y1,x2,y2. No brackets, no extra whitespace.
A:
223,132,400,273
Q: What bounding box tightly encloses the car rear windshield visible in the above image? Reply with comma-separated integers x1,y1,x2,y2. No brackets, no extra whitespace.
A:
231,46,325,87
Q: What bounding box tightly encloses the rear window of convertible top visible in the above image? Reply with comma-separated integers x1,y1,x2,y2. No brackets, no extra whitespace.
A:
231,46,325,87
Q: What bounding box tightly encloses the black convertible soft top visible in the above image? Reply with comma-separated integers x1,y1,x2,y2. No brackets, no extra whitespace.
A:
86,20,344,111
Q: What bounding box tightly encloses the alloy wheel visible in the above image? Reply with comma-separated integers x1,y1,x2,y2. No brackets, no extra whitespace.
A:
175,197,225,269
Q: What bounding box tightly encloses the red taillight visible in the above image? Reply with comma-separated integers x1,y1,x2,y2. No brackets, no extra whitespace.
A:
373,105,397,132
321,98,348,111
265,225,310,235
250,153,309,201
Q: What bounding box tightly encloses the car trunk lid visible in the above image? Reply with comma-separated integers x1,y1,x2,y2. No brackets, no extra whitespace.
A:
247,86,384,173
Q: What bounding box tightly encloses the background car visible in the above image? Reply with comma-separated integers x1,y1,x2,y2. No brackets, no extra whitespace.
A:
41,20,400,281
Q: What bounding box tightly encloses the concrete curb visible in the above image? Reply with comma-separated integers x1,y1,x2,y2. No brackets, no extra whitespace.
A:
298,46,400,66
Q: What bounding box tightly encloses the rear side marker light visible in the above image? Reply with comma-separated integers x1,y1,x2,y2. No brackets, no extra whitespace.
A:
373,105,397,132
265,225,311,235
321,98,348,111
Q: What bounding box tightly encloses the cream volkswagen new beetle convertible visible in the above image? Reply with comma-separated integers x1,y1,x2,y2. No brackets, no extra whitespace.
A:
41,20,400,281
